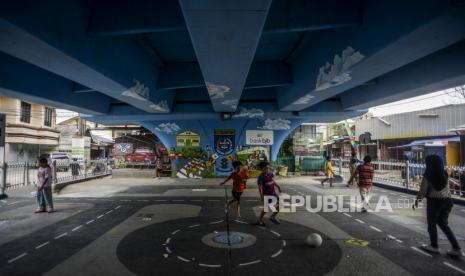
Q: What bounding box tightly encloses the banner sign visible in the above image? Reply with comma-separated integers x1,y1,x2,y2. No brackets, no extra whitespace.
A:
176,131,200,148
246,130,273,145
214,129,235,155
214,129,235,176
0,113,5,147
113,143,134,156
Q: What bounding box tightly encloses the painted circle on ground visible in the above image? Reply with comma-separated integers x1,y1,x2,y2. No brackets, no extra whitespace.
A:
203,231,256,249
117,217,342,275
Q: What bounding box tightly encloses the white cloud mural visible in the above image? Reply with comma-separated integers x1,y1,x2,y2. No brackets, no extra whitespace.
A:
233,107,264,118
122,79,150,101
155,123,181,134
221,99,238,109
294,94,314,105
149,100,169,112
206,82,231,99
315,46,364,91
259,118,291,130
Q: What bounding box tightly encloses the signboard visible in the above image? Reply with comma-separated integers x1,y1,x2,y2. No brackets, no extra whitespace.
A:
214,129,235,176
114,143,134,156
0,113,5,147
72,137,91,161
245,130,273,145
176,131,200,148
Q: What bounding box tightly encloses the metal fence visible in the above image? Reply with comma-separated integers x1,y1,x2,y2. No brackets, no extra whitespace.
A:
0,159,110,192
331,158,465,196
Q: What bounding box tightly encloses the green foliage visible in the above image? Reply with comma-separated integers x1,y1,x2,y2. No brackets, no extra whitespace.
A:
278,138,293,157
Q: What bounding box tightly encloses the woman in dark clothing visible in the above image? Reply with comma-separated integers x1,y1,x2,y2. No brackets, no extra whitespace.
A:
415,155,462,257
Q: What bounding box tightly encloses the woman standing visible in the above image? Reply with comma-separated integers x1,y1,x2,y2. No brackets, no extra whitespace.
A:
35,158,54,213
415,155,462,257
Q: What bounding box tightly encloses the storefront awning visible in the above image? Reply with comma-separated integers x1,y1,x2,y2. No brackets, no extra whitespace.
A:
90,133,114,146
388,136,460,149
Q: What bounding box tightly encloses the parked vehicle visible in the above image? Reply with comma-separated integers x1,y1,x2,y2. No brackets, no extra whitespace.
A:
40,153,70,171
125,148,157,164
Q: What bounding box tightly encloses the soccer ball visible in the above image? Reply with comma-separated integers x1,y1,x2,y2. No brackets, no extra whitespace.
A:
306,233,323,248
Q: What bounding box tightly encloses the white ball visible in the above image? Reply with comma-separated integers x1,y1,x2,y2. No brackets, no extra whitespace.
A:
306,233,323,248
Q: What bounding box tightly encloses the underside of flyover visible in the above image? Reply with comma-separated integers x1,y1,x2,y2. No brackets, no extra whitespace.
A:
1,0,465,158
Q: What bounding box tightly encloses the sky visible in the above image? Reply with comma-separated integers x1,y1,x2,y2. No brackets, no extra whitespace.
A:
368,87,465,117
56,86,465,123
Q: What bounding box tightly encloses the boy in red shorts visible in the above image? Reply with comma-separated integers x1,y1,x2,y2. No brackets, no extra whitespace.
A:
220,161,248,220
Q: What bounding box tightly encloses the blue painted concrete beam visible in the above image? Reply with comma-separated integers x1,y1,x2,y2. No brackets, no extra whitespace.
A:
87,0,360,36
179,0,272,112
0,0,173,113
86,101,366,123
157,62,292,91
341,41,465,110
277,1,465,111
0,52,111,115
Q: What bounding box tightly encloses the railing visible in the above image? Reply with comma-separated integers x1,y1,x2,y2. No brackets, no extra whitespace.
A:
0,159,110,192
331,158,465,196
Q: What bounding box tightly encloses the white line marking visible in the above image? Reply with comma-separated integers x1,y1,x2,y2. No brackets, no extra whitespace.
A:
395,239,403,243
369,226,382,232
105,210,113,215
172,229,181,235
209,220,223,224
86,219,95,225
166,246,172,254
114,205,122,209
271,249,283,258
35,241,50,250
97,214,104,219
71,225,83,232
54,233,68,240
188,224,200,228
461,209,465,212
343,213,352,217
355,219,365,224
444,262,465,274
270,230,281,237
282,240,287,247
239,260,261,266
411,246,432,257
177,256,191,262
199,263,222,268
235,220,247,224
8,253,27,263
192,189,207,192
165,238,171,244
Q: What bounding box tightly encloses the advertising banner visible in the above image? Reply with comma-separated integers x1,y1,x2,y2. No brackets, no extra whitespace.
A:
245,130,273,145
214,129,235,176
114,143,134,156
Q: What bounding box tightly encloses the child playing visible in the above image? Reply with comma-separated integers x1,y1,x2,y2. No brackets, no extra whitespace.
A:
220,161,248,220
35,157,54,213
257,161,282,226
321,156,334,187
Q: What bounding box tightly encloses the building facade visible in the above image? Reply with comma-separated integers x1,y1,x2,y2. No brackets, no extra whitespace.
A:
355,104,465,165
0,96,59,161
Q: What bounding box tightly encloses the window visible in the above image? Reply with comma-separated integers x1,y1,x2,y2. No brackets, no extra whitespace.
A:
44,107,53,127
20,101,31,123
